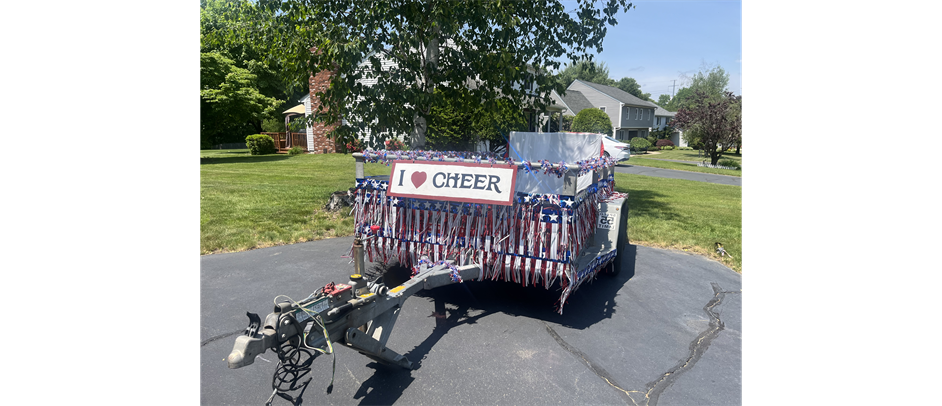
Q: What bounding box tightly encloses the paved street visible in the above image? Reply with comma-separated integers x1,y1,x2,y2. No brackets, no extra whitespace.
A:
614,163,742,187
201,237,741,405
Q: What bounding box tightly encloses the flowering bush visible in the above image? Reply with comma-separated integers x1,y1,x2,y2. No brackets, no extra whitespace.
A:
345,138,364,153
384,138,406,151
655,139,675,147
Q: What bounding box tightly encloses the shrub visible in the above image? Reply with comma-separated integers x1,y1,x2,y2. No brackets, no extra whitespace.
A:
678,146,694,150
656,139,675,147
629,137,651,151
718,159,741,170
288,146,304,155
245,134,276,155
571,108,613,136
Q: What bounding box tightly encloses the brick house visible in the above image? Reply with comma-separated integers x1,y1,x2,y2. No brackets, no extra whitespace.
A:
297,69,338,154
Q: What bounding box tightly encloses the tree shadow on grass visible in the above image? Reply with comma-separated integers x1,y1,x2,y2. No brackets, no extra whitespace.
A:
624,188,678,218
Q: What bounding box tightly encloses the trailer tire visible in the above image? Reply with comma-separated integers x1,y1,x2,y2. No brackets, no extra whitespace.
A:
366,261,413,288
611,199,629,276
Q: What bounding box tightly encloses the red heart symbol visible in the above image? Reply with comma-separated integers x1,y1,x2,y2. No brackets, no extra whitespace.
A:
411,171,427,188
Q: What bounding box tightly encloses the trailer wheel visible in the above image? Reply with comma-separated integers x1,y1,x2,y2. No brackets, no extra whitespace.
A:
611,199,629,276
366,261,413,288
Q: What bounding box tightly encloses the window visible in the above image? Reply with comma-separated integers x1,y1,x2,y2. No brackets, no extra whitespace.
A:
599,106,606,112
635,108,640,120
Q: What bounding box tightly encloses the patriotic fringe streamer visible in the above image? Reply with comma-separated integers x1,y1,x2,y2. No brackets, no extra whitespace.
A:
352,150,620,314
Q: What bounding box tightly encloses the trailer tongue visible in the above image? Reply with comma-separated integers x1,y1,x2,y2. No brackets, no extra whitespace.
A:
226,132,628,404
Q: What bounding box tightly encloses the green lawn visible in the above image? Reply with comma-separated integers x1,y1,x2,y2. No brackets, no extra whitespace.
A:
641,149,742,162
200,149,388,254
627,149,742,177
201,149,742,272
615,173,741,272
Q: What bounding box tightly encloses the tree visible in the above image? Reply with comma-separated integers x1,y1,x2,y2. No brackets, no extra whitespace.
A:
664,87,693,112
571,108,613,136
201,0,308,146
200,52,279,148
555,60,616,88
232,0,633,149
687,64,730,97
427,88,526,151
657,94,671,107
726,95,743,154
613,77,651,101
668,64,730,112
671,91,741,165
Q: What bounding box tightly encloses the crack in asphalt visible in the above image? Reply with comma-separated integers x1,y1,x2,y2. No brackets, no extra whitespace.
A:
641,282,739,406
200,330,242,347
545,282,740,406
542,322,641,405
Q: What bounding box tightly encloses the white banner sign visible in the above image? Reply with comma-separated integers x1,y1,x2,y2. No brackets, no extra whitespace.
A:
387,161,518,205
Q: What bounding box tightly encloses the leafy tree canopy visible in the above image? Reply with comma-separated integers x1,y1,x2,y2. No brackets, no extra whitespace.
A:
428,88,526,151
556,60,616,88
228,0,633,149
666,64,730,112
200,52,280,147
657,94,671,108
201,0,310,147
671,90,741,165
613,77,651,101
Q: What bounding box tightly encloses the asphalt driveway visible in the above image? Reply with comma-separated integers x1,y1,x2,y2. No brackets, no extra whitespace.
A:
201,237,741,405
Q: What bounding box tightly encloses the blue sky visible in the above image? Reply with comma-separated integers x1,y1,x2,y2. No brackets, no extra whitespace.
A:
559,0,742,101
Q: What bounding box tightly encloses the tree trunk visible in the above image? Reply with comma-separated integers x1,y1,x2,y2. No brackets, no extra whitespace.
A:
708,140,722,165
412,5,439,150
412,114,428,149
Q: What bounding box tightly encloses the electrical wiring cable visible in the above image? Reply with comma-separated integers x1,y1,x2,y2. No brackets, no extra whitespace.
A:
270,294,338,398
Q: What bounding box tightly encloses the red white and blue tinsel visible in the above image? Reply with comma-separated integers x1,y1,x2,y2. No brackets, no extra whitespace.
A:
352,150,620,314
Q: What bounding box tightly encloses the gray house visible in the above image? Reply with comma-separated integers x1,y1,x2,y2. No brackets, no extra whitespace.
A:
653,104,686,147
551,88,594,118
559,79,659,141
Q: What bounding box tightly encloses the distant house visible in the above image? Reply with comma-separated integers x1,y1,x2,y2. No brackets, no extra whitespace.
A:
559,79,659,141
550,89,594,119
653,104,686,147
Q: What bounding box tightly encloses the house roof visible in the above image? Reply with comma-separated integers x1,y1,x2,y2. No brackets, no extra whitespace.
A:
552,89,594,116
653,104,675,117
572,79,659,109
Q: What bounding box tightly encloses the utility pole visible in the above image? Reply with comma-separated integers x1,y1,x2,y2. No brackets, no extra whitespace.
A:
671,80,676,98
